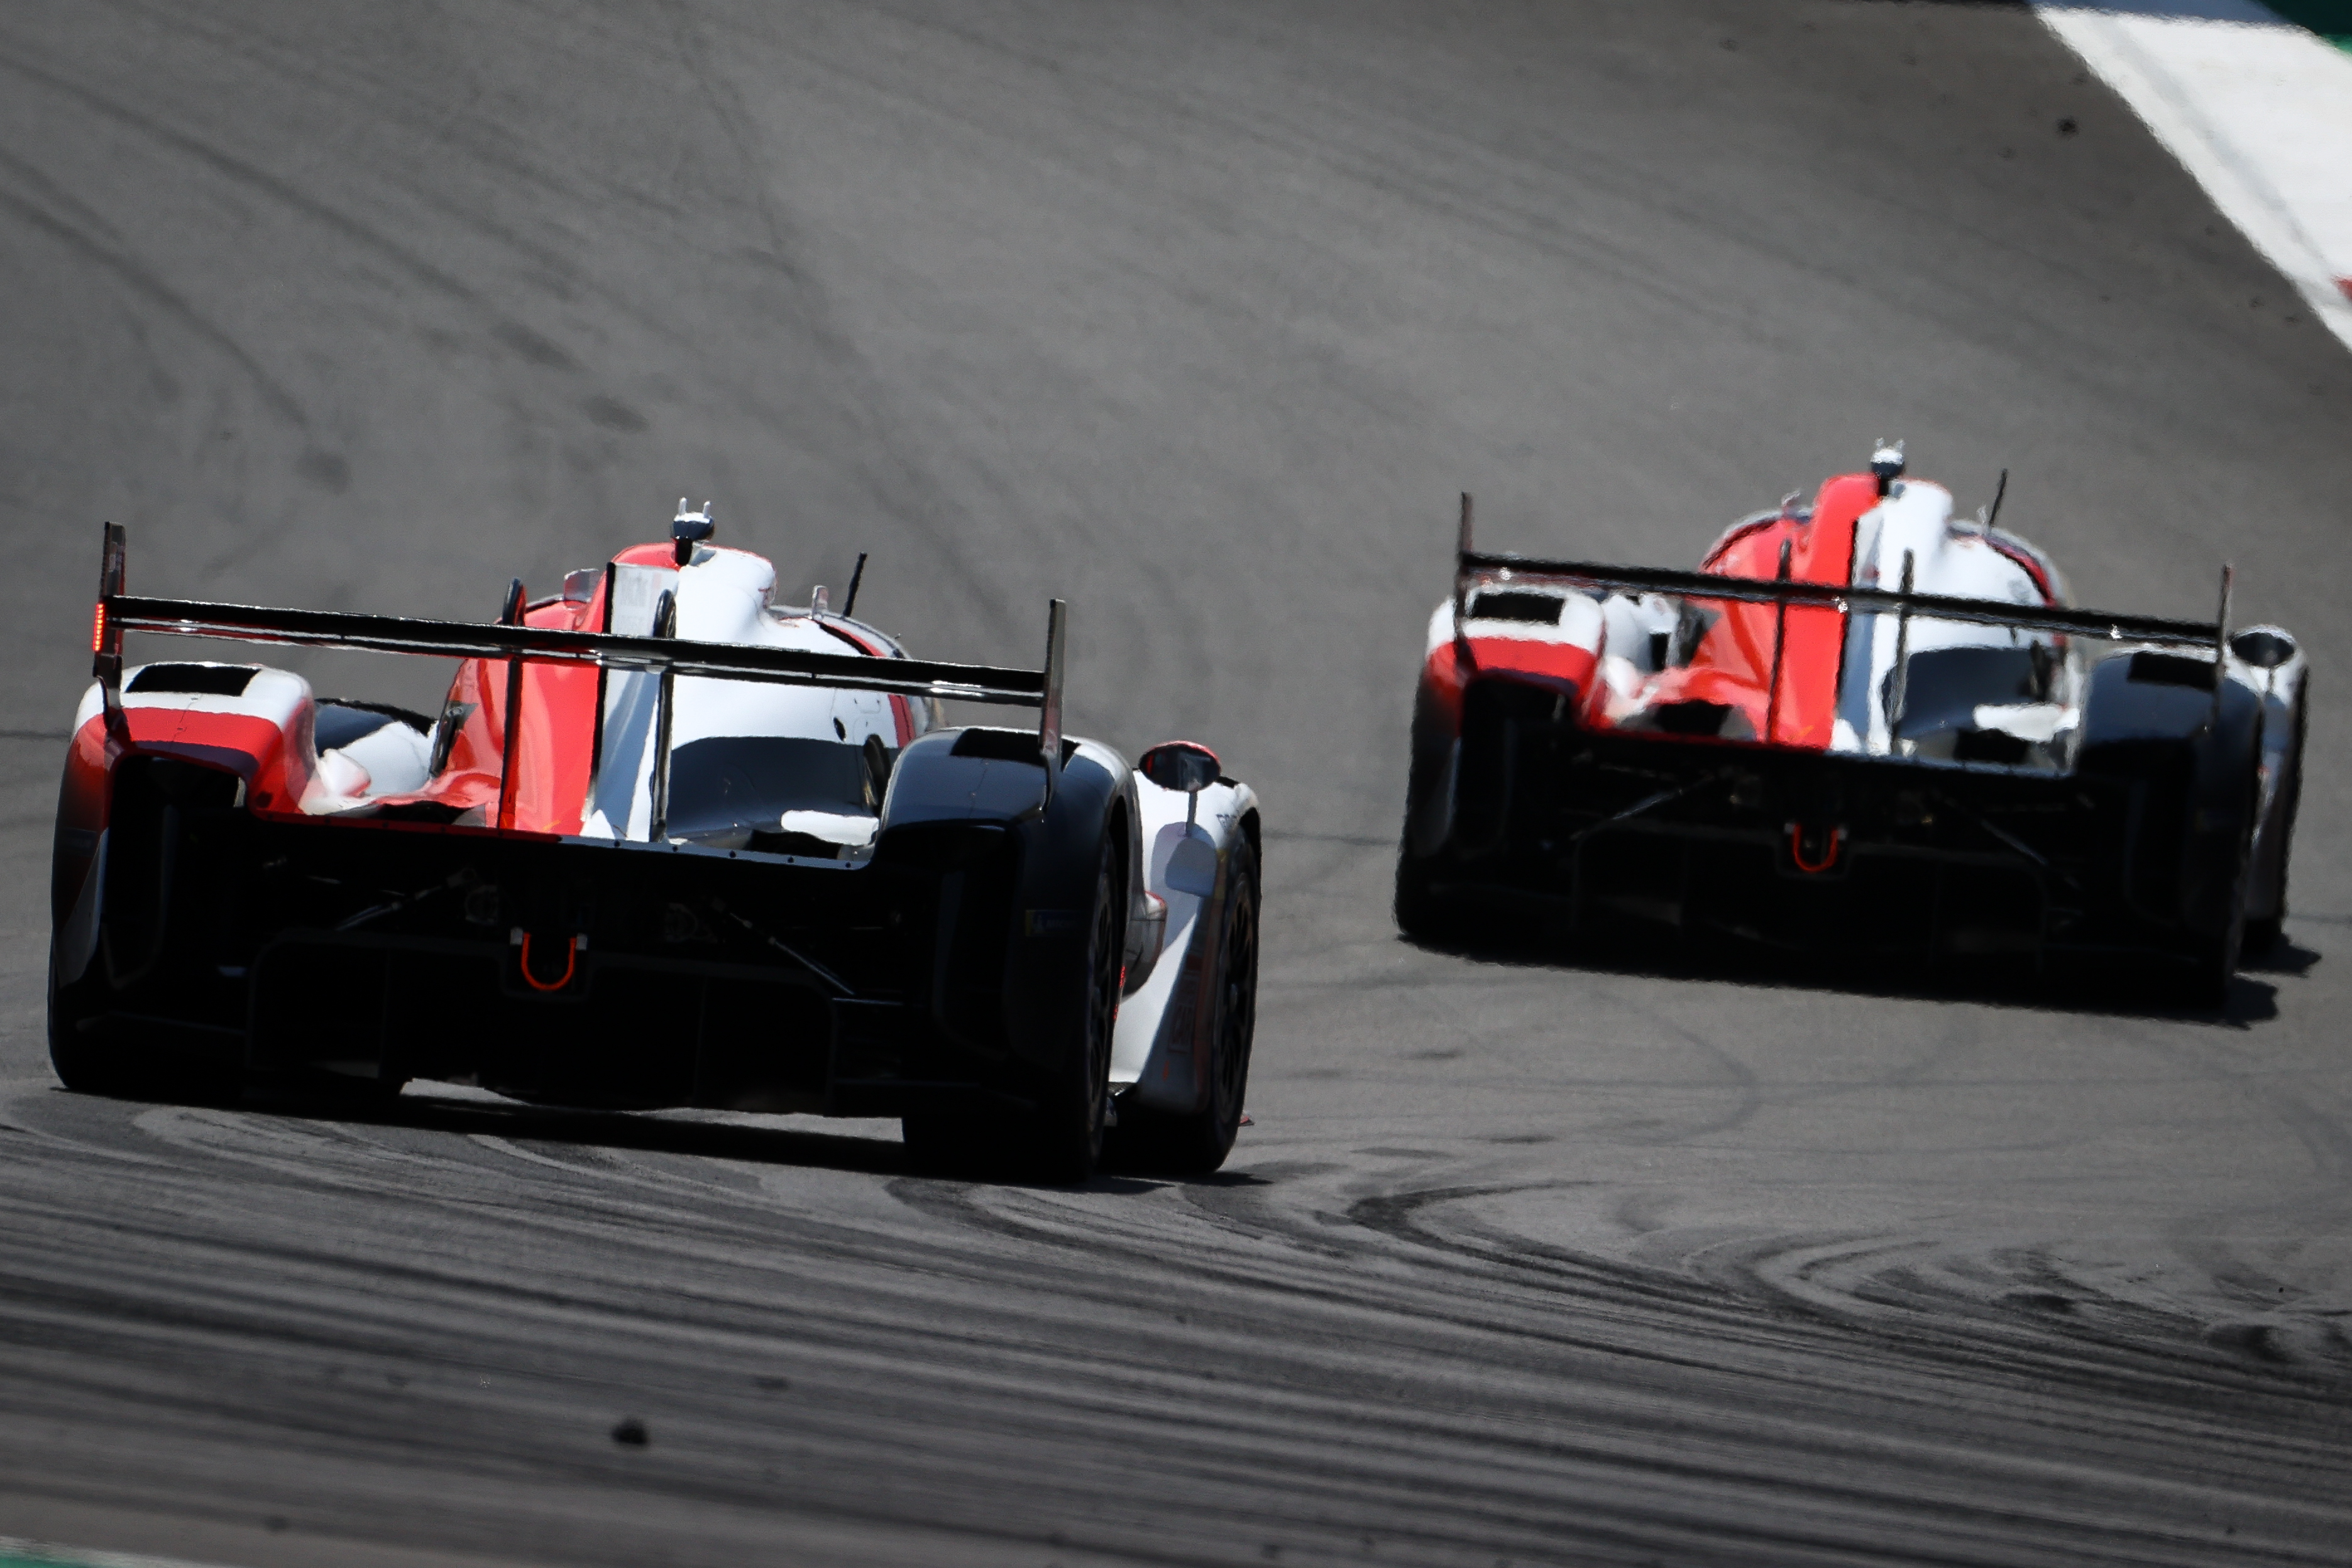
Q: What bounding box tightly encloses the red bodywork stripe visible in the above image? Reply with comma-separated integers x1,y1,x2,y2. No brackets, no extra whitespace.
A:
1984,535,2057,604
1452,473,1881,752
804,617,915,746
384,549,902,833
1618,473,1872,748
1465,637,1595,693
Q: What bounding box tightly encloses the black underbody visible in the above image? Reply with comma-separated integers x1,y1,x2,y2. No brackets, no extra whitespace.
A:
1412,673,2253,973
58,756,1035,1113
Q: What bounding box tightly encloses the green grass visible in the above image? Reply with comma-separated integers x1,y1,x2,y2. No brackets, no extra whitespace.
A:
2265,0,2352,48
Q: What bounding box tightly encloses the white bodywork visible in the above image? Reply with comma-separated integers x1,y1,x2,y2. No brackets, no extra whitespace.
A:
1832,480,2077,762
1112,770,1259,1117
60,664,432,987
312,720,434,806
583,546,932,848
73,664,434,814
1432,480,2096,771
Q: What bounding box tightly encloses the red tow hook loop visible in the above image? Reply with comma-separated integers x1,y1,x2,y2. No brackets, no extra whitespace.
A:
515,929,581,992
1789,823,1845,875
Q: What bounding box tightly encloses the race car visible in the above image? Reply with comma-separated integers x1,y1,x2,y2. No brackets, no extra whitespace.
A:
50,503,1261,1180
1397,444,2308,1004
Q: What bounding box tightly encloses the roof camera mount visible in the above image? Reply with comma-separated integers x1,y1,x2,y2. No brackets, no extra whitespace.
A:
673,498,715,566
1870,439,1906,497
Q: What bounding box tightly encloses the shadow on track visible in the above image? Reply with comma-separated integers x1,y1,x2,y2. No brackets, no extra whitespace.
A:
1397,921,2312,1028
273,1090,923,1176
97,1080,1256,1193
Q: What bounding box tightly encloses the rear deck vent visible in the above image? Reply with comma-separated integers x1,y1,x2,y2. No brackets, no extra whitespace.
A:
1468,590,1563,625
1952,728,2031,765
315,699,432,753
2126,651,2217,690
952,727,1047,763
128,663,258,697
1654,700,1732,737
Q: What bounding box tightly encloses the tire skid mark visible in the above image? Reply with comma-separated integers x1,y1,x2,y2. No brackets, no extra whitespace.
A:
4,1082,2346,1564
912,1166,2352,1560
0,180,309,429
1361,1177,2352,1434
0,47,490,319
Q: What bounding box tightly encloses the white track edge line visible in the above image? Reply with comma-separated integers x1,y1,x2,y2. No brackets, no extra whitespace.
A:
2036,3,2352,358
0,1540,243,1568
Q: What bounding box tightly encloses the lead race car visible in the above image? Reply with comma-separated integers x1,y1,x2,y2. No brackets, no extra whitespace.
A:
1398,444,2309,1003
50,503,1261,1180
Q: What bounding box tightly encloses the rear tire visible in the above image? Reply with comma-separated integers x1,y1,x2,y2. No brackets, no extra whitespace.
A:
2243,693,2307,957
2175,759,2259,1011
1023,831,1125,1183
47,941,233,1103
47,943,132,1097
1394,849,1502,949
908,828,1125,1183
47,756,246,1104
1393,848,1449,942
2178,901,2245,1013
1395,727,1459,945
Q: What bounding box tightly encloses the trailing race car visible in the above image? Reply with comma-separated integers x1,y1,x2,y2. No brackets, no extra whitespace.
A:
1397,444,2308,1004
51,503,1261,1180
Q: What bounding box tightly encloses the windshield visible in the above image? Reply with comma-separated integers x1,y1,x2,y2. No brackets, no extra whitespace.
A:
1884,644,2062,765
1891,645,2051,735
666,735,895,854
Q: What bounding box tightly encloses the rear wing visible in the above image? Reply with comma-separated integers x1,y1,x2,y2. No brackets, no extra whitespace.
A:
87,524,1070,816
1450,495,2229,652
1448,492,2234,737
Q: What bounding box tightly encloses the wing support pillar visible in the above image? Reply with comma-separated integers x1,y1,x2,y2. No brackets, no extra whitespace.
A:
495,578,527,832
1764,538,1793,745
1038,597,1067,803
2209,564,2234,735
1451,493,1476,675
648,589,678,843
586,561,616,803
1884,551,1916,751
93,522,129,747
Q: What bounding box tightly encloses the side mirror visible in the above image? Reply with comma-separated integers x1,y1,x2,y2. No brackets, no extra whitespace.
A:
2230,627,2297,671
1141,740,1223,852
1140,740,1221,794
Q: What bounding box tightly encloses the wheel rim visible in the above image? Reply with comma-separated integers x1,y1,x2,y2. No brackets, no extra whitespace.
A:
1211,870,1258,1131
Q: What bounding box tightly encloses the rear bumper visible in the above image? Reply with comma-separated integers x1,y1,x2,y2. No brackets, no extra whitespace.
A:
1414,686,2223,965
59,794,1035,1114
1426,821,2073,960
228,931,1006,1116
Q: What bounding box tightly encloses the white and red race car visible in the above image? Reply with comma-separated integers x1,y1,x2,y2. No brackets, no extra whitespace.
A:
1399,445,2308,1003
50,503,1260,1179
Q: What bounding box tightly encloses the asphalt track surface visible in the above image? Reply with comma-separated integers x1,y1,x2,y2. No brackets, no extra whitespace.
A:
3,4,2351,1565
